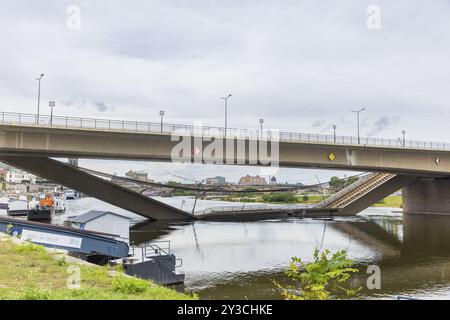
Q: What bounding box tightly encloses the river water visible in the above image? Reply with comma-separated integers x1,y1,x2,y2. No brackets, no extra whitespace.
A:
6,196,450,299
132,209,450,300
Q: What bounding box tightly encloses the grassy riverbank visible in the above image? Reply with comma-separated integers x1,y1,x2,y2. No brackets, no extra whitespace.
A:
209,193,327,204
209,194,403,208
0,237,195,300
372,195,402,208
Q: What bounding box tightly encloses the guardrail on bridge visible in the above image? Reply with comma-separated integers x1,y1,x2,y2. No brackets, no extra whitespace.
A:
0,111,449,151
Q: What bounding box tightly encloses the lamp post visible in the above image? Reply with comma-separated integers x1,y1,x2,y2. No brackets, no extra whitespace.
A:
351,108,365,144
49,101,55,125
402,130,406,147
159,110,165,133
332,124,337,143
259,118,264,131
258,118,264,139
36,73,45,124
220,94,232,136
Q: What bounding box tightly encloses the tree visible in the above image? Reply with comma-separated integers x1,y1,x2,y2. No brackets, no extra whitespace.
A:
344,176,358,188
329,176,344,190
275,248,360,300
329,176,359,191
302,195,309,203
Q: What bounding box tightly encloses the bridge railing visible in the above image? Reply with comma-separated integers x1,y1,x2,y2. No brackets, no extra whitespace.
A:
0,111,448,151
195,203,311,215
316,173,377,208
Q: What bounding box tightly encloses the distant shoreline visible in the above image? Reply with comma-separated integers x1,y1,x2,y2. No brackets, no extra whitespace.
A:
198,194,403,209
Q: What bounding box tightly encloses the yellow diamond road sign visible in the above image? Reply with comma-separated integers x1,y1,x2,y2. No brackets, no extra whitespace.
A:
328,152,335,161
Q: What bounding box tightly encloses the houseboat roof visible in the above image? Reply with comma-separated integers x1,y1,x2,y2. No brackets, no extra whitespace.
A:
67,210,131,224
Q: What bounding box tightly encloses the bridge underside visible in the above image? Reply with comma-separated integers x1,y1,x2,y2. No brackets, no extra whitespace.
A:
0,156,195,221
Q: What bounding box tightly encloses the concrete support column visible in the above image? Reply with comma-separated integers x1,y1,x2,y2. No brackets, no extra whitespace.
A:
403,178,450,215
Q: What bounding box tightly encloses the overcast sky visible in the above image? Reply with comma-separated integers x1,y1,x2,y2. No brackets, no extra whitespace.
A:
1,1,449,183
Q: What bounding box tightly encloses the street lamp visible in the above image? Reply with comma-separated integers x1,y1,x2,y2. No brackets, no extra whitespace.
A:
220,94,232,136
351,108,366,144
402,130,406,147
259,118,264,130
332,124,337,143
159,110,165,133
49,101,55,125
258,118,264,139
36,73,45,124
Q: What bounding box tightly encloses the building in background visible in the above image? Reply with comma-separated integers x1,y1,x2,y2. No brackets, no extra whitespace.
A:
5,169,36,184
0,168,7,181
0,165,66,196
205,176,226,185
238,175,267,186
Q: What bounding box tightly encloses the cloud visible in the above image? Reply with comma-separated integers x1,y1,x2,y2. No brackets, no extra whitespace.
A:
2,1,450,138
1,1,450,181
312,120,325,128
61,100,114,112
365,116,400,137
319,124,331,133
92,101,113,112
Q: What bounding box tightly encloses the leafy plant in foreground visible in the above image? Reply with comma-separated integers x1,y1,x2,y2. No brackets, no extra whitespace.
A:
275,248,361,300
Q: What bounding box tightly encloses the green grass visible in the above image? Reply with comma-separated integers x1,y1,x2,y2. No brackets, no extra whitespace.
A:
214,193,402,208
0,239,196,300
214,193,327,204
372,195,402,208
295,195,325,204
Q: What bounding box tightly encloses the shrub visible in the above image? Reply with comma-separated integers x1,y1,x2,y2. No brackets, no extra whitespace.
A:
262,192,297,203
275,248,360,300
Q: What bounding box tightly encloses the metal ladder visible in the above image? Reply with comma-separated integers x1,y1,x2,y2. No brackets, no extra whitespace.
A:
127,241,183,284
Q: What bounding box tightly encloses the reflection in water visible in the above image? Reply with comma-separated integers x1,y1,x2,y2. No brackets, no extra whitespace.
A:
131,209,450,299
42,198,450,299
403,214,450,256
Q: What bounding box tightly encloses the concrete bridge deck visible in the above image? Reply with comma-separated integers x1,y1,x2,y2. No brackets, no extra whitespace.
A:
0,111,450,176
1,111,450,217
195,205,339,221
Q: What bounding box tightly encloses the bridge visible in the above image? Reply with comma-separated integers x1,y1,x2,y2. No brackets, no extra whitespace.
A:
0,111,449,219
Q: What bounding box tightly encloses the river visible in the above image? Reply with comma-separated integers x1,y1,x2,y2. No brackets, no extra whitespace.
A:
131,207,450,299
5,196,450,299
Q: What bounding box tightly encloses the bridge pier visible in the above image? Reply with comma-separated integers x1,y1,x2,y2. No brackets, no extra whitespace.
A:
403,178,450,215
